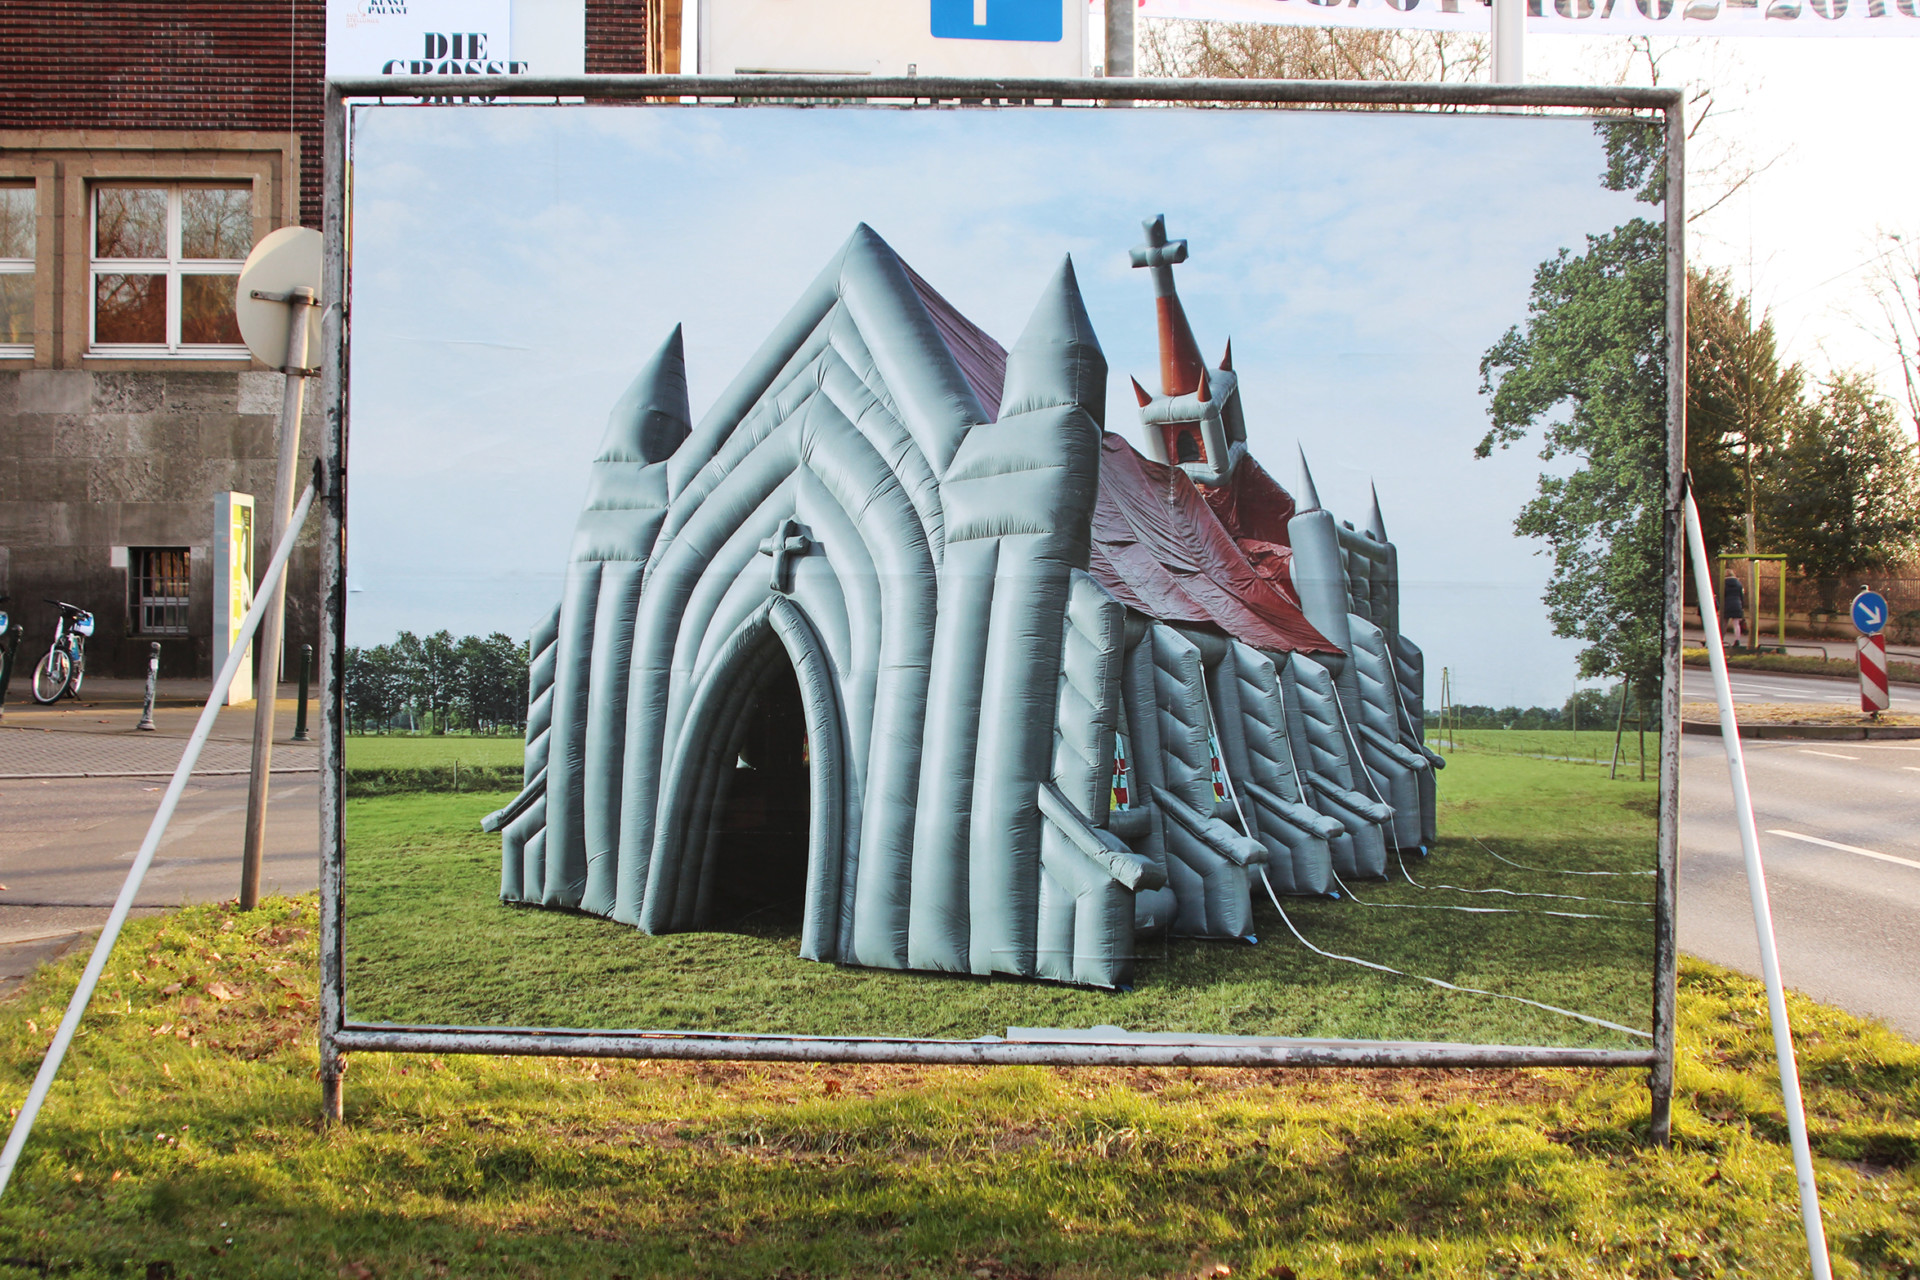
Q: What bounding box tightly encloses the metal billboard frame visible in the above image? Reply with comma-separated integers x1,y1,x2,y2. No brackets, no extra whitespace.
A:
316,75,1685,1140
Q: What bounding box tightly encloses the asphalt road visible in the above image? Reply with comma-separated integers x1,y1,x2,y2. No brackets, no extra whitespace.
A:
0,693,320,950
1679,685,1920,1040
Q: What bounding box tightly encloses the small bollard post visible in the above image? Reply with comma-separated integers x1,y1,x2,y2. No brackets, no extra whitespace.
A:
293,643,313,742
136,642,160,731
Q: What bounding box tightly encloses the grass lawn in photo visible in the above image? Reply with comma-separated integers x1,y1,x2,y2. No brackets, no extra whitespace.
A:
341,749,1657,1048
343,733,528,796
1,897,1916,1278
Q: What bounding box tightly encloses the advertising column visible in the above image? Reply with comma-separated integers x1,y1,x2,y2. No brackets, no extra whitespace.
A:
213,492,255,706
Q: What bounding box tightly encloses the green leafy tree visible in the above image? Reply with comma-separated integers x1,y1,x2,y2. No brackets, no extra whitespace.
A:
1766,373,1920,612
344,643,403,733
1476,120,1667,691
455,631,530,733
1687,269,1802,561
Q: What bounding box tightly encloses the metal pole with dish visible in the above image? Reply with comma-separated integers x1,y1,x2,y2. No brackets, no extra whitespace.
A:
233,225,326,911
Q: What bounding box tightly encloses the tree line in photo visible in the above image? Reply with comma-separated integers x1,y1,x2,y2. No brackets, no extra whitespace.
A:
344,631,528,735
1436,685,1644,733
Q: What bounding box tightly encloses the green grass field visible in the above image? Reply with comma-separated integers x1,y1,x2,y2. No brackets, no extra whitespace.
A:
2,897,1917,1277
343,734,527,770
341,752,1658,1048
343,734,527,797
1429,727,1660,768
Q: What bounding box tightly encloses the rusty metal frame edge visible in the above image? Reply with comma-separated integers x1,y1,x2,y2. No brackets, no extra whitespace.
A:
317,78,1683,1103
329,72,1679,111
319,81,351,1123
1648,89,1687,1147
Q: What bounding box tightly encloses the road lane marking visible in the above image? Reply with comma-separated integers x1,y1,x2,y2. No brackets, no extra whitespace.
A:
1766,829,1920,872
1798,749,1860,760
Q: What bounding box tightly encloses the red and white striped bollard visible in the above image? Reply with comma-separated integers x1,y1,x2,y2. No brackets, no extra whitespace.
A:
1859,633,1890,714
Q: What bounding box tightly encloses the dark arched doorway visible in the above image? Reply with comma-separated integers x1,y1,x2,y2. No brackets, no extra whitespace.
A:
699,655,812,936
647,595,846,962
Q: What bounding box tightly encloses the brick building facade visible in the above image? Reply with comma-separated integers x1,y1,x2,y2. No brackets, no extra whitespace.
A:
0,2,651,686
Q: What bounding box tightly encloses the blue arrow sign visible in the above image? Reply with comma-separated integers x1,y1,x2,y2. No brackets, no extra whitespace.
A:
1852,589,1888,636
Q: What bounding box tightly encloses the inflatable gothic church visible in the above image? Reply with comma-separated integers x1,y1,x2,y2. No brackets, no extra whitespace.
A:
482,216,1444,989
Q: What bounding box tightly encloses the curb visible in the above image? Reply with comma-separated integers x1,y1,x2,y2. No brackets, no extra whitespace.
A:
1680,720,1920,741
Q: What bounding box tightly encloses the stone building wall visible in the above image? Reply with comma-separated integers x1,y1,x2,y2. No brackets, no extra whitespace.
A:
0,368,324,681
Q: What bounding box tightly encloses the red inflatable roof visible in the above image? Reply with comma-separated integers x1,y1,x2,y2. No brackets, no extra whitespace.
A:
1090,435,1340,656
898,262,1335,655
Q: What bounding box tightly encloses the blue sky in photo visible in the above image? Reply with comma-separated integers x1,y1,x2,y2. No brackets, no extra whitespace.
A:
344,102,1651,708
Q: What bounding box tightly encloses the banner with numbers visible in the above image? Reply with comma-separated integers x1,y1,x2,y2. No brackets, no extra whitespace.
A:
1139,0,1920,37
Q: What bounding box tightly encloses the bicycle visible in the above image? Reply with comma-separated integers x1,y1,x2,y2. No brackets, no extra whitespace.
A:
32,599,94,704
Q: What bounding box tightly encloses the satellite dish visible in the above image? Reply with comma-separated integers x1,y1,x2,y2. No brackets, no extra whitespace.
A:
235,226,324,369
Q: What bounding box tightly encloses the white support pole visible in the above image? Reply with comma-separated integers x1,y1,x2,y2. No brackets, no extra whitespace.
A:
1683,489,1833,1280
1493,0,1525,84
240,288,316,911
0,479,319,1203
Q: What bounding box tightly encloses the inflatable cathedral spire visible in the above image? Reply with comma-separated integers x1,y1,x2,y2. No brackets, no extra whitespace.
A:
486,217,1441,990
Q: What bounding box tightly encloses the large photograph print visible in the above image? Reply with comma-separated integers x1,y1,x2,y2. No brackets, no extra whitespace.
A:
340,99,1671,1050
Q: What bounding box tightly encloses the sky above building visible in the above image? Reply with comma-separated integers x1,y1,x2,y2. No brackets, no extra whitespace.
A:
344,102,1650,707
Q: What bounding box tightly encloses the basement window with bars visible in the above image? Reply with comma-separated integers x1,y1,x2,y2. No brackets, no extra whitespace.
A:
90,184,253,356
0,186,32,356
132,548,191,635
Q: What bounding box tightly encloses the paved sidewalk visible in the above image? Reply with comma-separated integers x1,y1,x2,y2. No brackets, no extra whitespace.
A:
0,726,318,779
0,680,322,782
0,928,97,1000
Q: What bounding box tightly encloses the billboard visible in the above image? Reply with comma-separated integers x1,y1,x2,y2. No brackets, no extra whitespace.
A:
320,79,1681,1104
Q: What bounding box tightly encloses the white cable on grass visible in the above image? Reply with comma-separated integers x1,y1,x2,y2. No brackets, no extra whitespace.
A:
0,481,318,1203
1396,846,1651,908
1474,836,1654,877
1328,862,1650,925
1257,869,1650,1040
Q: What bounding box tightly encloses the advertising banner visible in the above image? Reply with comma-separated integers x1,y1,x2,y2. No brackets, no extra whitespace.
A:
1139,0,1920,37
330,86,1677,1067
326,0,519,78
213,491,255,706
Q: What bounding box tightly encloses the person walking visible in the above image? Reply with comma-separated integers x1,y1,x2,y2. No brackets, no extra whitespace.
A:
1722,570,1747,650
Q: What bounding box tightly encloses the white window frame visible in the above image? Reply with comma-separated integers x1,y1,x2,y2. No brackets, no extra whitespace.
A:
88,184,251,359
0,184,32,359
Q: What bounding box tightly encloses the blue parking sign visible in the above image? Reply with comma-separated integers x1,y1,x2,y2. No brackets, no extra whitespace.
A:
931,0,1062,42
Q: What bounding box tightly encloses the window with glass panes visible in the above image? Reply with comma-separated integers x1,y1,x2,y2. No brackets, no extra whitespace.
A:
0,186,31,355
91,185,253,353
131,547,192,635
